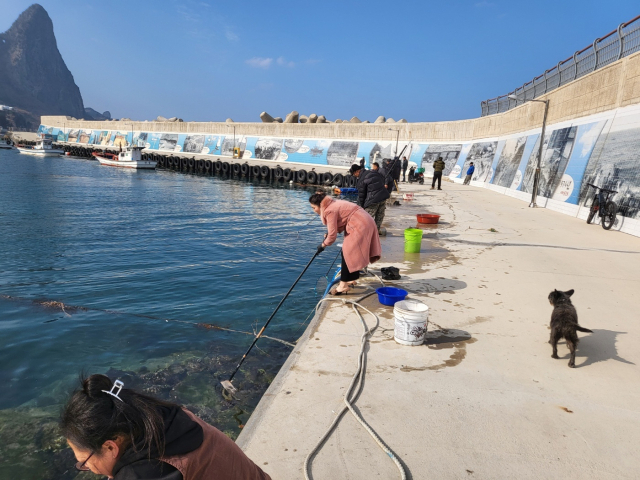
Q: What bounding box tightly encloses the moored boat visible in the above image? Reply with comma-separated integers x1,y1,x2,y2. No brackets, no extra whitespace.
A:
93,146,156,169
17,137,63,156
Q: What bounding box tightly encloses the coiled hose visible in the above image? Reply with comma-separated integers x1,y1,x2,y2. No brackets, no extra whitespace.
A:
303,291,407,480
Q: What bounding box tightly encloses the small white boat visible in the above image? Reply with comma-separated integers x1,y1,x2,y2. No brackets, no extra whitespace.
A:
94,146,156,169
17,137,63,156
0,140,14,150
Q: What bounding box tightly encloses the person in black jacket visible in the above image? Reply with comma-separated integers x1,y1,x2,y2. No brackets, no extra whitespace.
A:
401,156,409,182
379,159,394,194
350,164,389,231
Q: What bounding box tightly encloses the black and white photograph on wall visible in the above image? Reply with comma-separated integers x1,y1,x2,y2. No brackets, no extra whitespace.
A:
133,132,148,147
183,135,205,153
283,139,304,154
369,142,397,164
578,114,640,219
327,141,359,166
221,136,247,157
421,144,462,176
460,142,497,182
522,126,577,197
254,138,283,159
159,133,178,151
492,136,527,187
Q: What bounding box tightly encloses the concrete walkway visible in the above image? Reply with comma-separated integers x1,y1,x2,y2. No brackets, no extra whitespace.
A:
237,180,640,479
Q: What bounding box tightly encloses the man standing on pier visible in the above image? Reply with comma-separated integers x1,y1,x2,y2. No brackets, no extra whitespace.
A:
432,156,445,190
350,164,389,233
402,156,408,182
463,162,475,185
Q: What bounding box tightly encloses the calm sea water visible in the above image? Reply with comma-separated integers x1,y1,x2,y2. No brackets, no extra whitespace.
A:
0,149,336,478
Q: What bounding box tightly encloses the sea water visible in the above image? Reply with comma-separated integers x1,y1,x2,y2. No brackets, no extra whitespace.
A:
0,149,335,478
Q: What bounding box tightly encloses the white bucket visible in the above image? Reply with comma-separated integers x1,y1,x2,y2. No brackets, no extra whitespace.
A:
393,299,429,346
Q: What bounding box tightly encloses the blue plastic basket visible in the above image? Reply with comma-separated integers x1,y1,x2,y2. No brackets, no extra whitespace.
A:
376,287,408,306
340,187,358,194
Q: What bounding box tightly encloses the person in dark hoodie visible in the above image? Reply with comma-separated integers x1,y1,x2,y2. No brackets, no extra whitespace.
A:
61,374,270,480
349,164,389,232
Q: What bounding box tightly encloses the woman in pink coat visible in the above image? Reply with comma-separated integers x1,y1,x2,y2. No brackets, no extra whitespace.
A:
309,192,382,294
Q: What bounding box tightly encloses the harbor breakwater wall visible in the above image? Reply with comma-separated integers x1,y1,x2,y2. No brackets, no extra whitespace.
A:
40,50,640,236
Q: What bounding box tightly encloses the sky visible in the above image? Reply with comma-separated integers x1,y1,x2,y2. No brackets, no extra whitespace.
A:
1,0,638,123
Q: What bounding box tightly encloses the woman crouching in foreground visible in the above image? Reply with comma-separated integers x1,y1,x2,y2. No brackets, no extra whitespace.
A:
61,374,271,480
310,191,382,295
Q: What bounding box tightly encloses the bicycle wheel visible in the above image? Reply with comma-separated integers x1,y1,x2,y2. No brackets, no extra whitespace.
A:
586,198,599,224
601,201,617,230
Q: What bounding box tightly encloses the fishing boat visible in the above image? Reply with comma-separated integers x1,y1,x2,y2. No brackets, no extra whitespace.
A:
0,140,13,150
16,137,63,156
93,146,156,169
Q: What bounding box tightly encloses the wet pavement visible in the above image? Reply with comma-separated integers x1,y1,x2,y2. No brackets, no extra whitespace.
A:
237,179,640,479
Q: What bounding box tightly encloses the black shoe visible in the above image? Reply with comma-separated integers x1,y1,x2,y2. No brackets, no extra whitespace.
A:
437,188,442,190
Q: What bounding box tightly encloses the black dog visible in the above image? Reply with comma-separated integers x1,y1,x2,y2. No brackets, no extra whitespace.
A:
548,289,593,368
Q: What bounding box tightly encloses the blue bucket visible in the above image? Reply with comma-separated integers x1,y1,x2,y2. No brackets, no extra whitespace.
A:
376,287,408,306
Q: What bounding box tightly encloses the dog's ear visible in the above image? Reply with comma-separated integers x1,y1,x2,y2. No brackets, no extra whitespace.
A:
565,289,574,297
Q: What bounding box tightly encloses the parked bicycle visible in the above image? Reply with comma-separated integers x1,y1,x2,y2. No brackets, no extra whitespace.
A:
586,183,618,230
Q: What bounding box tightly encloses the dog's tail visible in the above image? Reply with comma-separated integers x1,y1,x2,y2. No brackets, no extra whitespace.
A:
576,325,593,333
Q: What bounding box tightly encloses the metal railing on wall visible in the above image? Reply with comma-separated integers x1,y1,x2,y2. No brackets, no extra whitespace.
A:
481,15,640,117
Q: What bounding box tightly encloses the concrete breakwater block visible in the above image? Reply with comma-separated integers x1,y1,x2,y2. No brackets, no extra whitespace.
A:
284,111,299,123
299,115,308,123
274,117,283,123
308,113,318,123
350,116,361,123
260,112,275,123
317,115,327,123
226,118,234,123
374,116,386,123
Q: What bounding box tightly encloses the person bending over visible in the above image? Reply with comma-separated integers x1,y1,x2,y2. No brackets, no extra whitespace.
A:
61,374,270,480
310,191,381,295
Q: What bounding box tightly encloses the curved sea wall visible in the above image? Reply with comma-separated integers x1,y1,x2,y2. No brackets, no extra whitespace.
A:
41,50,640,235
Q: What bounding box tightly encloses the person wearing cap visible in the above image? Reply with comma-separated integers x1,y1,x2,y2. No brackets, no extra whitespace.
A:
350,164,389,232
463,162,475,185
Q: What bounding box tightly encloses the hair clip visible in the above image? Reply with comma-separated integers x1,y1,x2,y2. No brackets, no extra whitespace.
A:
102,379,124,402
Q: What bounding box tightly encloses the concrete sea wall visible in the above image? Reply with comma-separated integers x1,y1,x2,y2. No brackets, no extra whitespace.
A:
40,51,640,236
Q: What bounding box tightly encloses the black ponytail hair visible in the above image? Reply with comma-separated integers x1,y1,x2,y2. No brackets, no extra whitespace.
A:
309,191,327,206
60,374,178,458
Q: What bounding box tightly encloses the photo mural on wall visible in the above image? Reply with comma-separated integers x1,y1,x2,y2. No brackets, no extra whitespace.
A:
221,136,246,157
522,127,577,197
132,132,148,148
201,135,222,155
422,144,463,176
279,139,330,164
254,138,283,160
78,130,91,144
327,141,359,167
183,135,205,154
492,137,527,187
578,113,640,218
461,142,498,182
158,134,178,151
68,129,80,143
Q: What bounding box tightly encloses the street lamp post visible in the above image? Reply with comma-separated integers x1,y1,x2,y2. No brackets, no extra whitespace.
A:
388,128,400,157
509,95,549,207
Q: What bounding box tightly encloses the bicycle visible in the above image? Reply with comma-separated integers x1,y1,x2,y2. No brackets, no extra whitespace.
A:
585,183,618,230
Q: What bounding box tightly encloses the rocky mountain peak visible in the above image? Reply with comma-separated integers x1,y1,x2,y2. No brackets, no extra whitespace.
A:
0,4,84,129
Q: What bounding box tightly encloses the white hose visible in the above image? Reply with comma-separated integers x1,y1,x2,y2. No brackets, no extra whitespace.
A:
303,292,407,480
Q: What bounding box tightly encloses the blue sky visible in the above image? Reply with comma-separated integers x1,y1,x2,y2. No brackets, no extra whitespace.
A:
2,1,638,122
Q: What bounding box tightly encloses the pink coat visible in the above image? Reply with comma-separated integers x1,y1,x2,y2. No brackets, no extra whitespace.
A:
320,196,382,273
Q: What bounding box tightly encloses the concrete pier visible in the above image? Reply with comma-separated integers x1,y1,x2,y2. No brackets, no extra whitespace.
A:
237,180,640,479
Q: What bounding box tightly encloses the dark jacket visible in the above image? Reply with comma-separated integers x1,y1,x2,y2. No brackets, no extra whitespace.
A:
433,159,446,172
466,165,475,175
391,158,402,180
402,158,408,170
113,406,203,480
357,169,390,208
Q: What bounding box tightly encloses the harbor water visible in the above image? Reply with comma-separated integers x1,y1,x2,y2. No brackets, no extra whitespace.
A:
0,149,334,479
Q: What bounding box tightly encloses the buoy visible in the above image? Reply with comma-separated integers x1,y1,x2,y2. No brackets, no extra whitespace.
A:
393,299,429,346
